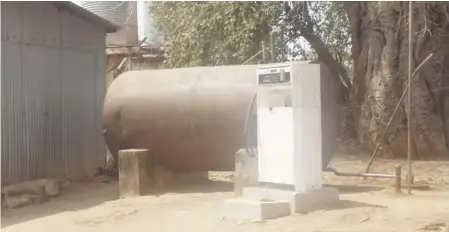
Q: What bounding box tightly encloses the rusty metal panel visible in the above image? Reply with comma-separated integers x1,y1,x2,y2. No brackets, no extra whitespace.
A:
102,65,259,172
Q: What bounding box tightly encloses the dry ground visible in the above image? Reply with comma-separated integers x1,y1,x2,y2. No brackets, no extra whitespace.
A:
2,154,449,232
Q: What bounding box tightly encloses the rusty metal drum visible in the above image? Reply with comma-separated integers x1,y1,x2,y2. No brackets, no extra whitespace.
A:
102,65,259,171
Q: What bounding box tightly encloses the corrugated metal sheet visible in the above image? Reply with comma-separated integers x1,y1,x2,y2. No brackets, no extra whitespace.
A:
81,1,130,25
1,2,107,185
81,1,138,46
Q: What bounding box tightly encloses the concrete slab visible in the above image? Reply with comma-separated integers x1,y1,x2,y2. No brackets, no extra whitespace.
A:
243,187,339,214
292,187,339,214
223,198,291,222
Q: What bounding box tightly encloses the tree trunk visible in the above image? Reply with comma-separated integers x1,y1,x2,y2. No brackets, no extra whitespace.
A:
348,1,449,158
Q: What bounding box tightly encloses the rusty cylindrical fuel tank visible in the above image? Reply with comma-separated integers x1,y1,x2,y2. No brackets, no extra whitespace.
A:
102,63,340,172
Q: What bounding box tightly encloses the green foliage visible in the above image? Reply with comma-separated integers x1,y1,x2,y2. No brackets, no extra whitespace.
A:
151,2,283,68
309,1,351,66
150,1,351,68
280,2,351,65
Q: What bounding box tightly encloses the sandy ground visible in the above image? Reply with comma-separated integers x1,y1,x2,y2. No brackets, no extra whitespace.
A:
2,154,449,232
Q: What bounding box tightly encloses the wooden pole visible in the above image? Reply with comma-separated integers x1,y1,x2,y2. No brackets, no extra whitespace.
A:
242,50,263,65
262,42,268,63
270,32,275,62
407,0,413,195
395,164,402,193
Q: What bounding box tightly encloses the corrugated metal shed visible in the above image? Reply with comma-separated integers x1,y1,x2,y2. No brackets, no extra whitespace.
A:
53,1,119,33
1,1,113,184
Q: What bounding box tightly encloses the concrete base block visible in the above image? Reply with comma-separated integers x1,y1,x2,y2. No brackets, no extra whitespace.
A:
293,187,339,214
118,149,154,198
223,198,291,222
243,187,339,214
234,149,258,196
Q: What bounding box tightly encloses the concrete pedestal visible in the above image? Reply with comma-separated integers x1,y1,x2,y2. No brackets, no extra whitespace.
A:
243,187,339,214
223,198,291,222
223,187,339,221
234,149,258,196
118,149,154,198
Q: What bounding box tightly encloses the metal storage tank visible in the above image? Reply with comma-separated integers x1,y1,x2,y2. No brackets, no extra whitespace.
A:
81,1,138,46
102,63,340,172
136,1,164,48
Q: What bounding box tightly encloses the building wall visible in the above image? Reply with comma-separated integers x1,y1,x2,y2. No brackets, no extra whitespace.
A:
128,58,164,71
1,2,107,184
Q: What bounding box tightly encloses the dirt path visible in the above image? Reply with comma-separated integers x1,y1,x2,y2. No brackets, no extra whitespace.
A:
2,155,449,232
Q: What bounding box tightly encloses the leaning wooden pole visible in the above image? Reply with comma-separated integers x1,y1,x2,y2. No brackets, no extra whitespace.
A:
407,0,413,195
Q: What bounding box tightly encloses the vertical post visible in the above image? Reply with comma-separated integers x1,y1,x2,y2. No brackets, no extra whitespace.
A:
118,149,154,198
262,42,268,63
395,164,402,193
270,32,275,62
407,0,413,195
234,149,258,196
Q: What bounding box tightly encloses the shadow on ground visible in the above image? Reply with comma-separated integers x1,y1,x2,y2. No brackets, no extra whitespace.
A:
324,199,387,211
324,184,385,193
1,178,119,228
169,180,234,193
0,177,393,228
162,180,385,195
1,178,233,228
149,179,234,196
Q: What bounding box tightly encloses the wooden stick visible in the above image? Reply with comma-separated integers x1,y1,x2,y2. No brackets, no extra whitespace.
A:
407,0,414,195
242,50,263,65
270,32,275,62
262,42,268,63
395,164,402,193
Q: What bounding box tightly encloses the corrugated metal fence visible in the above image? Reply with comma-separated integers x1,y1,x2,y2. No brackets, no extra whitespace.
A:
1,2,107,185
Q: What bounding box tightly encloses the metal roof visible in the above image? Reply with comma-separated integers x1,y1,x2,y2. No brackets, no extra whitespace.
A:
52,1,119,33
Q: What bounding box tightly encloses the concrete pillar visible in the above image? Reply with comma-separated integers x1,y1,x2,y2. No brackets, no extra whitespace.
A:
118,149,154,197
234,149,258,196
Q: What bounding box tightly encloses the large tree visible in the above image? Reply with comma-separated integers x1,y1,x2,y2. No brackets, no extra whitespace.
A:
344,2,449,158
151,2,283,67
151,1,449,159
